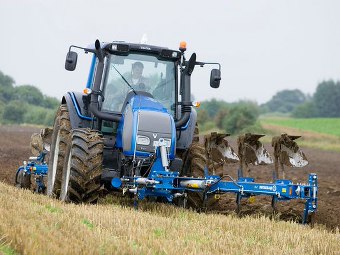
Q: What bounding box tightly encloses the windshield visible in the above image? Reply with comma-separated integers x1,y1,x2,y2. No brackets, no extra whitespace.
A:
101,53,176,115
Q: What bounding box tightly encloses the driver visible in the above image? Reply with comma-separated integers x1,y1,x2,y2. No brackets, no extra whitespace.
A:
130,61,149,90
103,61,150,112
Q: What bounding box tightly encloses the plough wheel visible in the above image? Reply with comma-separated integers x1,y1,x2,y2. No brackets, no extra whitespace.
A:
47,104,71,198
15,168,31,189
60,129,103,203
308,212,316,228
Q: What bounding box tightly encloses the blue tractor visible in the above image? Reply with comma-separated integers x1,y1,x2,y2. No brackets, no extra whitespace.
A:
16,39,318,224
46,39,221,205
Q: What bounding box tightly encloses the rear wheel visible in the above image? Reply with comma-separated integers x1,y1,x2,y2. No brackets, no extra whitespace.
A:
60,129,104,203
180,125,209,209
47,104,71,198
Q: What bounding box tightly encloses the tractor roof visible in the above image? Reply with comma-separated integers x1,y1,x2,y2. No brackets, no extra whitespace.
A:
86,41,180,56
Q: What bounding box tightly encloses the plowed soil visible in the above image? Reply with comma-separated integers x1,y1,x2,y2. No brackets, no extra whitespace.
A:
1,125,339,230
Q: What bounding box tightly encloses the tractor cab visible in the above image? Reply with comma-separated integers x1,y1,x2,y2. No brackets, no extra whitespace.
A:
65,40,221,133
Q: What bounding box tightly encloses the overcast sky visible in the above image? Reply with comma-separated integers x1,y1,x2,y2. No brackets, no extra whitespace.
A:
0,0,339,104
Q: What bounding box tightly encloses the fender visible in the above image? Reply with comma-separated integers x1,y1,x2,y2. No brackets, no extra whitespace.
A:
61,92,93,129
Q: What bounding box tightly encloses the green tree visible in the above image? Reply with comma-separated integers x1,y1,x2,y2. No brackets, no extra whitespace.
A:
43,96,59,109
292,101,317,118
200,99,229,118
215,107,229,129
262,89,307,113
221,101,259,134
13,85,44,106
2,101,27,123
44,111,56,126
197,99,230,131
23,105,56,126
197,109,209,126
0,70,15,102
0,70,14,88
0,70,59,125
313,80,340,117
0,100,5,123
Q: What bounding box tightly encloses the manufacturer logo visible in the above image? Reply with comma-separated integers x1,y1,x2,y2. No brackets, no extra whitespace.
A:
152,133,158,138
259,185,276,191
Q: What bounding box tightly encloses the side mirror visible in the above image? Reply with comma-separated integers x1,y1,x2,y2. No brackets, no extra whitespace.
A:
65,51,78,71
210,69,221,88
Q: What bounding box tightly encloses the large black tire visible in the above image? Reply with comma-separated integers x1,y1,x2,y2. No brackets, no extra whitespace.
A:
180,125,209,209
60,129,104,203
181,143,207,177
47,104,71,198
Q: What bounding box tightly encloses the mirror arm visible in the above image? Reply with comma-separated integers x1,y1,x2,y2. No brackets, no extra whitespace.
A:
68,40,105,62
195,62,221,70
68,45,96,55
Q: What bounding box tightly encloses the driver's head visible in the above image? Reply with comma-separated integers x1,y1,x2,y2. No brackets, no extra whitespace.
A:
132,62,144,78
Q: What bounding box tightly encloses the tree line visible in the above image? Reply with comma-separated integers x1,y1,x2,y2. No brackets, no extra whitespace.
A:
0,70,59,126
197,99,262,135
1,69,339,130
197,80,340,134
261,80,340,118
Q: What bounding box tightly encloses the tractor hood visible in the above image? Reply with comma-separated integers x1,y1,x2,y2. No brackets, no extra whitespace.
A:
116,94,176,159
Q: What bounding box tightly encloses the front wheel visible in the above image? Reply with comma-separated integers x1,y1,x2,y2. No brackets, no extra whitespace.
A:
60,129,104,203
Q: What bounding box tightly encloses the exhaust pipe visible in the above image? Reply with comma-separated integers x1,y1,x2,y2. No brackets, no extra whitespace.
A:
175,53,196,128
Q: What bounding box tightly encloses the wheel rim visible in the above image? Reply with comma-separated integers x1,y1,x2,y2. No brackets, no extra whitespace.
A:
15,169,23,187
60,149,72,201
47,129,60,195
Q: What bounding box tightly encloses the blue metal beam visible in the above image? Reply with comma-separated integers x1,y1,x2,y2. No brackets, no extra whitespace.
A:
113,156,318,224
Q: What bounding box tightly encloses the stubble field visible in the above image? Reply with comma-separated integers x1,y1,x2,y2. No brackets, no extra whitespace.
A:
0,125,339,254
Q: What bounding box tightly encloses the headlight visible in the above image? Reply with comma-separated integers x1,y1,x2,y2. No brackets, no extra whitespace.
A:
137,135,150,145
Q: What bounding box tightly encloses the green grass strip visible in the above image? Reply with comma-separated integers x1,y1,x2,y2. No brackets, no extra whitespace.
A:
261,118,340,137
